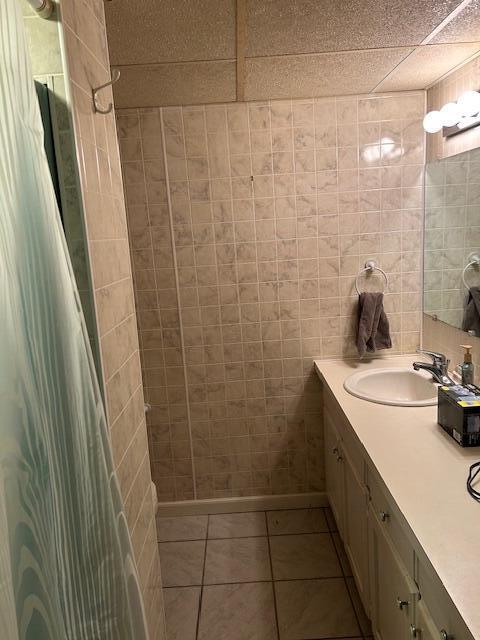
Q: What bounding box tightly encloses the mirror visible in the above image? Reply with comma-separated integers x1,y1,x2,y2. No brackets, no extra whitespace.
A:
424,147,480,337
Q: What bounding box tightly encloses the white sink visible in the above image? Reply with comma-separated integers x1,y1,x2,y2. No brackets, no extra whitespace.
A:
343,367,438,406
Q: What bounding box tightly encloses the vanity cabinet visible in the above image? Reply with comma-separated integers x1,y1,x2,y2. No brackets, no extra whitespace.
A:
414,601,444,640
368,505,418,640
323,389,474,640
324,408,344,533
325,405,370,612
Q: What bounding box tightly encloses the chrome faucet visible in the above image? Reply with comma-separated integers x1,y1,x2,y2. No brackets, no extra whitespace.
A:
413,350,454,385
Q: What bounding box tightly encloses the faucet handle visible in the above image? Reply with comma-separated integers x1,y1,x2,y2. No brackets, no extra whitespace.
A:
416,349,447,365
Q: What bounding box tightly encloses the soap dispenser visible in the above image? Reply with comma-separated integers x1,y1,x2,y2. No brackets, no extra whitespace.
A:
460,344,474,385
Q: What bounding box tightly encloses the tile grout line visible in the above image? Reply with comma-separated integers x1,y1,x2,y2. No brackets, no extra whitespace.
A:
161,575,359,589
157,529,332,543
326,522,367,639
160,106,198,500
265,510,281,640
195,514,210,640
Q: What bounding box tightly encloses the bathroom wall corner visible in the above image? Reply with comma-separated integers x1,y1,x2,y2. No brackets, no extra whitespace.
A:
58,0,166,637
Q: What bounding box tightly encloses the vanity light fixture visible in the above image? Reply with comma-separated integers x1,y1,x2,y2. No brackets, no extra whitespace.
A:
423,90,480,137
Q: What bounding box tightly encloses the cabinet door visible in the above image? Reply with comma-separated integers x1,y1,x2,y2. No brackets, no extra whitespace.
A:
324,409,344,533
414,601,441,640
368,506,418,640
343,450,369,614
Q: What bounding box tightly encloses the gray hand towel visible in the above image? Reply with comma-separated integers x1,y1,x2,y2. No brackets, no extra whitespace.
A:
356,292,392,358
462,286,480,337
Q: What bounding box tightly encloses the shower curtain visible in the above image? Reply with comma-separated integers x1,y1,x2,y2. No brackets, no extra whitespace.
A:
0,1,148,638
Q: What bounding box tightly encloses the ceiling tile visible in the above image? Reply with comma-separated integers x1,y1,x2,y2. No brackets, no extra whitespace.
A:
246,0,463,57
374,43,480,92
105,0,236,65
245,49,412,101
430,0,480,44
113,61,236,108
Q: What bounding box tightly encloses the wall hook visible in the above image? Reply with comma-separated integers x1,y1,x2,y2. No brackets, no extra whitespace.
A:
92,69,121,114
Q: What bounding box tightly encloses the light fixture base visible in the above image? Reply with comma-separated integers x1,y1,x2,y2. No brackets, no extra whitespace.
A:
443,113,480,138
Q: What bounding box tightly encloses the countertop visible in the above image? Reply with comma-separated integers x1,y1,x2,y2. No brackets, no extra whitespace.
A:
315,355,480,639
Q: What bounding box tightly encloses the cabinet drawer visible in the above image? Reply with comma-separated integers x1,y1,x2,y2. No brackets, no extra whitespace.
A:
416,555,474,640
369,506,418,640
367,467,414,576
415,600,442,640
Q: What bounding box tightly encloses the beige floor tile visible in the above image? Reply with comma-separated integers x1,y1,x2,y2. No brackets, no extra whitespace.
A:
204,537,271,584
158,540,206,587
208,511,267,538
275,578,361,639
267,508,328,535
270,533,342,580
156,515,208,542
346,576,372,637
164,587,201,640
332,532,353,577
198,582,278,640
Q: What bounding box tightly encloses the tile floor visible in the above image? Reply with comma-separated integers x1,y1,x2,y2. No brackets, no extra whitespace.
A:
157,508,372,640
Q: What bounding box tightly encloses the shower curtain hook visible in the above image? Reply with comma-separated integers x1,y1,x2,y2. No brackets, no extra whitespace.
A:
92,69,121,115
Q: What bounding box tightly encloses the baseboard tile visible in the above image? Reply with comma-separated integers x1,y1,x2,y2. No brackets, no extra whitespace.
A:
156,492,327,517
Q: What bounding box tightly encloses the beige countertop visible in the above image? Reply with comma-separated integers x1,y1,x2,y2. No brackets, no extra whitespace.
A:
315,355,480,639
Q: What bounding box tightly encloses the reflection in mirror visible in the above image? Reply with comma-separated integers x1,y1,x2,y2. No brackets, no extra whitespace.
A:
22,0,101,378
424,147,480,337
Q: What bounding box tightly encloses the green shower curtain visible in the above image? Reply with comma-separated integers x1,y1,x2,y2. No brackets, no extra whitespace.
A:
0,1,148,638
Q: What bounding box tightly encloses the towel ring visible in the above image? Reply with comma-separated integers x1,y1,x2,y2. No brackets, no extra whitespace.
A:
462,253,480,289
355,260,388,295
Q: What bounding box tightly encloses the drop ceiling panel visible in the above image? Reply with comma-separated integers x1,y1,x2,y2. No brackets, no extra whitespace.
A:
430,0,480,44
245,48,412,101
105,0,236,65
375,43,480,92
113,61,236,108
246,0,463,57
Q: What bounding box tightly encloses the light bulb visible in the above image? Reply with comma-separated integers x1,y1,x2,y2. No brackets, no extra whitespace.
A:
457,91,480,117
440,102,461,127
423,111,443,134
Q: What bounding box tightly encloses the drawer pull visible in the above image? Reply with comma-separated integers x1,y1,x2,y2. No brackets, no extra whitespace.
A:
440,631,452,640
336,455,343,462
332,447,338,455
379,510,390,522
396,597,408,610
410,625,417,638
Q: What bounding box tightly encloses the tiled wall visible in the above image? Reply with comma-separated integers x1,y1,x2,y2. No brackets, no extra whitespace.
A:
424,147,480,328
424,56,480,370
22,0,98,358
117,91,425,503
59,1,166,637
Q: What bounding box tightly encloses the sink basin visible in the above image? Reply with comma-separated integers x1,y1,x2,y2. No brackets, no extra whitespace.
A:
343,367,438,406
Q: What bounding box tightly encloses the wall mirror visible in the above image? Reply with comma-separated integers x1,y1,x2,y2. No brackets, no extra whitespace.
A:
424,147,480,337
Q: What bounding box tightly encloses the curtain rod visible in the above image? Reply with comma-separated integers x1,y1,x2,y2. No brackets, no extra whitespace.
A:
26,0,54,19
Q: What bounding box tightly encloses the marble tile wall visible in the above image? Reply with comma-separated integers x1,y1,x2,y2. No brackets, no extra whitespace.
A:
22,1,98,361
118,91,425,503
59,0,166,637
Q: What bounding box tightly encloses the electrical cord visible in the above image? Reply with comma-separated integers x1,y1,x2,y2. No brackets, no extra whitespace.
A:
467,461,480,502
